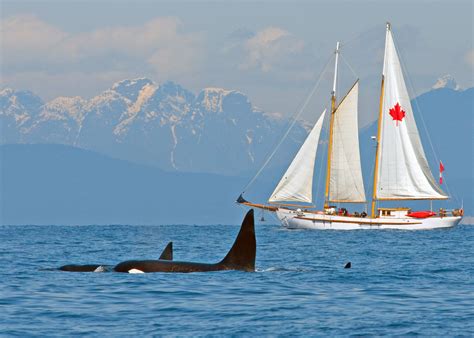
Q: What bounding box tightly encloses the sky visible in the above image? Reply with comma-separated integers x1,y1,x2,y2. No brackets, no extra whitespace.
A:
1,0,473,126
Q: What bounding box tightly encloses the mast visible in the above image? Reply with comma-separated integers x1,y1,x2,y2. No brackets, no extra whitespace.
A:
371,22,389,218
371,76,385,217
324,41,340,208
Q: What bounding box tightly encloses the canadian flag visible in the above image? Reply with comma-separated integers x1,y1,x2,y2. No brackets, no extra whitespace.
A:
439,161,445,185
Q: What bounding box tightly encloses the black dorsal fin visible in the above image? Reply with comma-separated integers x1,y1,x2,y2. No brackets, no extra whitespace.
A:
219,209,256,271
159,242,173,260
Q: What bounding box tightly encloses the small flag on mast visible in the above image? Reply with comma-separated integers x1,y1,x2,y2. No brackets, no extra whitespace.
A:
439,161,445,184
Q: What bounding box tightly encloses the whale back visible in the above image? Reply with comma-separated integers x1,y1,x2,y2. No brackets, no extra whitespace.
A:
59,264,102,272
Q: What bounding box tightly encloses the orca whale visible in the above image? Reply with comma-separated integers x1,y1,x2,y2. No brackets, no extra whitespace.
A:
59,209,256,273
114,209,256,273
58,241,174,272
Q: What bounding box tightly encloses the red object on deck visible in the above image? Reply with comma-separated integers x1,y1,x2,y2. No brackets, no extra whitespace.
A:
407,211,437,219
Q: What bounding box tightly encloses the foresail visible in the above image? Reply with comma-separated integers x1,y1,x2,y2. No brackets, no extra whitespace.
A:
269,110,326,203
329,81,366,202
376,28,447,200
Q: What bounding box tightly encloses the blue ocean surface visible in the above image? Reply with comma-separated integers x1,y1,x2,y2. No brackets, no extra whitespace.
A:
1,220,473,335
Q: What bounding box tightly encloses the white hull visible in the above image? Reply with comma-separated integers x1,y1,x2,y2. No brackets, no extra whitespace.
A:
276,208,461,230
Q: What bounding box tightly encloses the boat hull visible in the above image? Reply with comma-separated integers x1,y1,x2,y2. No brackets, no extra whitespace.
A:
276,208,461,230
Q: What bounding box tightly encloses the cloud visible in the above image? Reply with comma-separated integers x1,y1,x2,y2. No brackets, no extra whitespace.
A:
1,15,204,82
1,15,67,64
228,28,255,41
240,27,306,73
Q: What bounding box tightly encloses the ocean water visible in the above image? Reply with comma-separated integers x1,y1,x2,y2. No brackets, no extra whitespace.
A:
1,220,473,336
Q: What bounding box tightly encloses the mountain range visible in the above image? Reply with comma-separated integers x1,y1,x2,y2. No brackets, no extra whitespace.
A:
0,79,306,175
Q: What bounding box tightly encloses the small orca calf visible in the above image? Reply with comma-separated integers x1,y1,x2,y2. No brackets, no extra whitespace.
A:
59,209,256,273
344,262,351,269
59,264,107,272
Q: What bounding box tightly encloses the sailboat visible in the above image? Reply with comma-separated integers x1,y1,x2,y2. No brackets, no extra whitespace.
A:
237,23,463,230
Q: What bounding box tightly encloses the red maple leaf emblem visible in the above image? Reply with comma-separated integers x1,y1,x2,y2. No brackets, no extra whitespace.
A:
389,103,405,126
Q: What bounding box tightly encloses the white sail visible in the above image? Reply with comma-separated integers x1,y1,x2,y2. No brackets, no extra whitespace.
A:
269,110,326,203
329,81,366,202
376,27,447,200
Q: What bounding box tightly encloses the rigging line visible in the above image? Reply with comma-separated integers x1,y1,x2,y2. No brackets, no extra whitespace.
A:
241,53,334,194
268,210,280,225
340,53,359,79
393,34,456,202
339,24,380,48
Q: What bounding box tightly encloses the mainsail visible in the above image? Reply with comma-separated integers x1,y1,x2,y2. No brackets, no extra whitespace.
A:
269,110,326,203
329,81,366,202
375,26,447,200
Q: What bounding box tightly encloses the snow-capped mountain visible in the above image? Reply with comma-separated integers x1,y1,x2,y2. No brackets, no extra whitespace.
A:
432,74,461,91
0,79,306,174
0,89,43,143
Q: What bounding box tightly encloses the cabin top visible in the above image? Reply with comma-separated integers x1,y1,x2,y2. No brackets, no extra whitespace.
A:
378,207,411,218
378,207,410,211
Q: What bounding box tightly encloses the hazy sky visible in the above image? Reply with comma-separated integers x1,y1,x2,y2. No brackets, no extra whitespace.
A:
1,0,473,126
